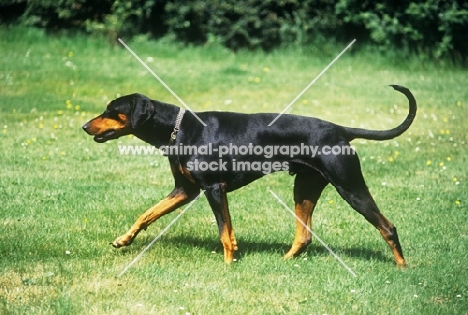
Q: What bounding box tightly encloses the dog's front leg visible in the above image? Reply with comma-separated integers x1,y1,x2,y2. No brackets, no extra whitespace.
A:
204,182,238,263
111,186,197,248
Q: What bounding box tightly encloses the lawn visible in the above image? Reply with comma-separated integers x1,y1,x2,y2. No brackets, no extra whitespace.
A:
0,27,467,314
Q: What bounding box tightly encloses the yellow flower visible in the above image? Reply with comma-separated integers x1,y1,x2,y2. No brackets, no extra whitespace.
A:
455,200,461,205
447,157,451,161
39,123,44,129
445,129,450,135
58,110,63,115
457,101,461,107
247,76,253,82
328,200,334,205
75,105,80,111
61,151,66,156
42,156,47,160
254,77,261,83
388,157,394,162
453,177,457,182
302,100,308,105
263,67,270,72
439,162,444,167
53,124,59,129
68,51,73,57
426,160,432,166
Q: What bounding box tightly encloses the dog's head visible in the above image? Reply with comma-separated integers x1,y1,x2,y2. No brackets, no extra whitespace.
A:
82,93,155,143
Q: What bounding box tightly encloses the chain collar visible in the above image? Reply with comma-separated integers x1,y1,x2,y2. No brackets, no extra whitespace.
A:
170,108,185,144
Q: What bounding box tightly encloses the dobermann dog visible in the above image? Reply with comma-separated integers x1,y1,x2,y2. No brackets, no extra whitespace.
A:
83,85,416,267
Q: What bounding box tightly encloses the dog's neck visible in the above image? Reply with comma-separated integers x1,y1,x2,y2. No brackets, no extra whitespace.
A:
133,101,183,147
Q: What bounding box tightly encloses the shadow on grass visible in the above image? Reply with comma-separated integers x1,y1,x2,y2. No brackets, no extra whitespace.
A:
128,234,393,264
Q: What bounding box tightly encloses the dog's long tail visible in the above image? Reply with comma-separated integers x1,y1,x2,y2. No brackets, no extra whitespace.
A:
345,85,417,141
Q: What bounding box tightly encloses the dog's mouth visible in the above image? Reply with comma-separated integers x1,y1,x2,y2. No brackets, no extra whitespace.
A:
93,130,122,143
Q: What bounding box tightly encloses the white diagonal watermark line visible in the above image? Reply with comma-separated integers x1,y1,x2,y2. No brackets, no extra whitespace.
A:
117,190,205,278
268,39,356,126
118,38,207,127
268,189,357,277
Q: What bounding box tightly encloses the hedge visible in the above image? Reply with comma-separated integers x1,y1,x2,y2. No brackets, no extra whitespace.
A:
1,0,467,58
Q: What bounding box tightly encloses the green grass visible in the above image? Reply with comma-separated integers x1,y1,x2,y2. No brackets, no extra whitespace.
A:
1,27,467,314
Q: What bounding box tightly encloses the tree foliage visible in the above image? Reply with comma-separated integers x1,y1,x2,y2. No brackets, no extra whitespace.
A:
1,0,467,58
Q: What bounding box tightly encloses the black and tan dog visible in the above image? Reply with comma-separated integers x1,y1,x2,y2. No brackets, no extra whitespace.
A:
82,85,416,267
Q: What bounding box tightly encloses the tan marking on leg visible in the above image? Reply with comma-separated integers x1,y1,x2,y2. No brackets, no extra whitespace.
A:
220,195,237,264
111,190,188,248
179,165,196,184
284,200,314,259
376,215,407,267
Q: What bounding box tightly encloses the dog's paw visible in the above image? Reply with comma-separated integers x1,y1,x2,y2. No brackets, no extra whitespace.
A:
396,261,407,269
110,235,134,248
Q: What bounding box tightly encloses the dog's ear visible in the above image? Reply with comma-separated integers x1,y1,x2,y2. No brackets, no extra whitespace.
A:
130,95,155,129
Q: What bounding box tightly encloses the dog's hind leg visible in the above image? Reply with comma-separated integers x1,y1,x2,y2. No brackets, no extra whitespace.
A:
284,169,328,259
320,153,407,267
204,182,238,264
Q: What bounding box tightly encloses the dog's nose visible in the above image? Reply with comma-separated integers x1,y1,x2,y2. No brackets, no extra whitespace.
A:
82,123,90,133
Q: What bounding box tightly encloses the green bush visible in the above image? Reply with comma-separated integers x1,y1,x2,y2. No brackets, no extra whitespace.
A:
164,0,338,50
19,0,113,28
336,0,468,58
1,0,467,58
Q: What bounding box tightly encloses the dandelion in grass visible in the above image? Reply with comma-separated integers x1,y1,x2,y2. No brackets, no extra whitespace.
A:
66,100,72,109
263,67,270,72
426,160,432,166
455,200,461,206
254,77,261,83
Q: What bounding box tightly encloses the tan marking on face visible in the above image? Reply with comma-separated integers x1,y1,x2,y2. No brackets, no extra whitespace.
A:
85,116,128,135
